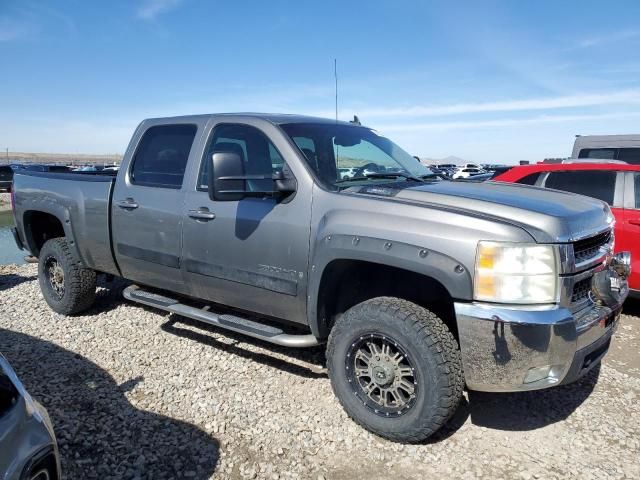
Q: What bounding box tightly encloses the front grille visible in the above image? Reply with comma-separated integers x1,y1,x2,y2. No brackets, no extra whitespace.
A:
573,230,612,264
571,277,592,303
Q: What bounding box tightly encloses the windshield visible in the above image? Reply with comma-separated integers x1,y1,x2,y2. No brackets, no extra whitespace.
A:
280,123,436,190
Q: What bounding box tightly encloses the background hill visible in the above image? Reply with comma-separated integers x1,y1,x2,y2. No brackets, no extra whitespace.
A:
1,152,122,166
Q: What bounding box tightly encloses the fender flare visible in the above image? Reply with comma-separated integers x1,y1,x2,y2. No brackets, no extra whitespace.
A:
306,233,473,337
21,203,81,260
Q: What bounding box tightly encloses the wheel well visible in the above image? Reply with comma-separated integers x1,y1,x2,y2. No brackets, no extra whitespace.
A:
23,211,65,256
316,260,457,340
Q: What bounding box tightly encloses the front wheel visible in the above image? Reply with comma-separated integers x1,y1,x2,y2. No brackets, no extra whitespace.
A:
38,238,96,315
326,297,464,443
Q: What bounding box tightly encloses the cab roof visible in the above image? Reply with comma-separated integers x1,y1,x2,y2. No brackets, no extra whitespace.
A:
144,112,360,127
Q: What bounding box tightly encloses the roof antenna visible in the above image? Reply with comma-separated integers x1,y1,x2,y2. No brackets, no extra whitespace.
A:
334,58,338,123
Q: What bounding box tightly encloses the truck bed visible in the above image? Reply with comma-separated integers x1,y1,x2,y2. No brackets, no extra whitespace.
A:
12,171,120,275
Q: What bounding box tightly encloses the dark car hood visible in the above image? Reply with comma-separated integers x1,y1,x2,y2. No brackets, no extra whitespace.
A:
348,180,613,243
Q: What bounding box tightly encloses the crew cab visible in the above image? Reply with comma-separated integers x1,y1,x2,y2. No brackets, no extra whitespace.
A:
495,162,640,296
10,114,631,442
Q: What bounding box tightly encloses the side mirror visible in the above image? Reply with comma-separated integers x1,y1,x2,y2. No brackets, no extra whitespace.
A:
209,152,246,201
273,169,297,195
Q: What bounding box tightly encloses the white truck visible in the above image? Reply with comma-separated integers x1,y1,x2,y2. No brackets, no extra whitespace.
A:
573,134,640,164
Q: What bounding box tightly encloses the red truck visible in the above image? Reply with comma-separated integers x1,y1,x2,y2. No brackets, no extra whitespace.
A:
495,162,639,295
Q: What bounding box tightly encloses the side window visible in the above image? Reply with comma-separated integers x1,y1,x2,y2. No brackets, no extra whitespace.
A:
199,124,285,192
515,173,540,185
578,148,616,159
634,173,640,209
545,170,616,205
617,148,640,165
130,124,197,188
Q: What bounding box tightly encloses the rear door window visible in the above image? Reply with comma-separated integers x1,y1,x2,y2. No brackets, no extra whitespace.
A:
634,173,640,208
515,173,540,185
130,124,197,188
544,170,616,205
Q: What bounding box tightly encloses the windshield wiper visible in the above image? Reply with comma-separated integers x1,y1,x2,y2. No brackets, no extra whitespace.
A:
364,172,425,182
334,172,426,185
419,173,444,181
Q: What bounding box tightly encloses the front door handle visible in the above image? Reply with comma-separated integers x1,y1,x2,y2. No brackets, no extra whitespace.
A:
188,208,216,220
116,198,139,210
630,220,640,226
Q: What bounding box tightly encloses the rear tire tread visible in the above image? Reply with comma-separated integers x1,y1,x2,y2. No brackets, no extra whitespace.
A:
38,237,96,315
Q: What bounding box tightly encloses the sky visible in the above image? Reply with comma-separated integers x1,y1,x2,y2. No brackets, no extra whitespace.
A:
1,0,640,164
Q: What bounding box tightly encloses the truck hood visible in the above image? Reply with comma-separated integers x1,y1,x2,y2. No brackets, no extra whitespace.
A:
348,180,613,243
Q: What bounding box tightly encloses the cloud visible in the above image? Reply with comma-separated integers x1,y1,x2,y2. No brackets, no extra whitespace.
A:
572,30,640,49
325,90,640,120
137,0,183,20
0,4,76,42
376,111,640,133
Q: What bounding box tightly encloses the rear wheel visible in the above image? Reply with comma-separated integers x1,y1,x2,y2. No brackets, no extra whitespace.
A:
38,238,96,315
327,297,463,443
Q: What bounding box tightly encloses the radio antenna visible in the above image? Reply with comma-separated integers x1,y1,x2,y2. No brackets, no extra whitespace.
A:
334,58,338,123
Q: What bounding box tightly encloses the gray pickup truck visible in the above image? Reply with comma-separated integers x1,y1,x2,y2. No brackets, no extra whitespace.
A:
11,114,631,442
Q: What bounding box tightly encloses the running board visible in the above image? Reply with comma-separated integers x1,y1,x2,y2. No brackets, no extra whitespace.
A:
123,285,321,348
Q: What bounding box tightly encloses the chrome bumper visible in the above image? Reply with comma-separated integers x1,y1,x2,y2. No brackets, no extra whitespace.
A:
454,299,623,392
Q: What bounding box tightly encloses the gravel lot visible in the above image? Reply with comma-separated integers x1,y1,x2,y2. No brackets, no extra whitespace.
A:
1,263,639,479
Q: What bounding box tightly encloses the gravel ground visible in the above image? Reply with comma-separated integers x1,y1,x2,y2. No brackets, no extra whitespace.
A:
1,263,639,479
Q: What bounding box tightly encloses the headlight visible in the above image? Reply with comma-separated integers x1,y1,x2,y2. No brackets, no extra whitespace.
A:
474,241,558,304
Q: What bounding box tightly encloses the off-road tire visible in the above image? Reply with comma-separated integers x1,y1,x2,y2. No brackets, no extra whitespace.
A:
327,297,464,443
38,238,96,315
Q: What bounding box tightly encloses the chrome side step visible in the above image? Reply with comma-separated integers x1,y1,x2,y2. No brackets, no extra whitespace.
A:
123,285,321,348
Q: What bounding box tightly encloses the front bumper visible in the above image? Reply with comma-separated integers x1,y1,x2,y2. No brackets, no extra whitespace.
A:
454,299,622,392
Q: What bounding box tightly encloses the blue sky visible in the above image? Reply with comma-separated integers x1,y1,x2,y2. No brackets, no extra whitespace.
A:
2,0,640,163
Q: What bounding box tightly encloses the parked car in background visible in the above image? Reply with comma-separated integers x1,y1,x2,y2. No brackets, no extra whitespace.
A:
452,167,484,179
495,162,640,295
435,163,457,169
13,164,72,173
572,135,640,164
463,162,482,170
0,165,12,191
0,353,61,480
338,167,357,179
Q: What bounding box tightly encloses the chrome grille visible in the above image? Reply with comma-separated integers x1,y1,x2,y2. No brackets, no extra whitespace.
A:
573,230,612,265
571,277,592,303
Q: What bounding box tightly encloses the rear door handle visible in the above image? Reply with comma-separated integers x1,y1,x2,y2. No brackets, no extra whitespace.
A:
116,198,139,210
188,208,216,220
630,220,640,226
